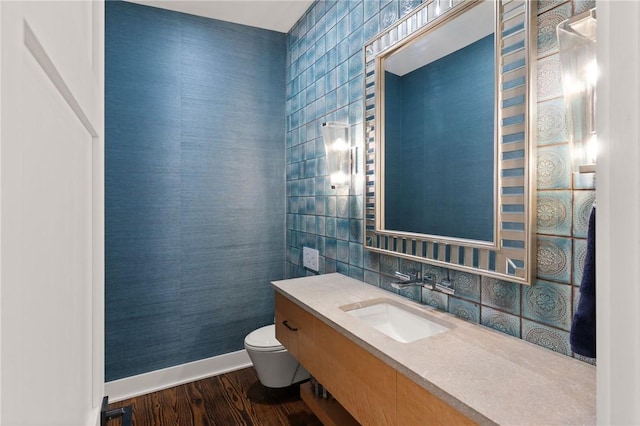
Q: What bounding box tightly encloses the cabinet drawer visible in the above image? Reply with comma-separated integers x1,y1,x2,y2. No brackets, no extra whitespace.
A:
274,292,315,368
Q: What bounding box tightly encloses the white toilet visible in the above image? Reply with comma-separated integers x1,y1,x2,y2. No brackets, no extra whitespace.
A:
244,324,309,388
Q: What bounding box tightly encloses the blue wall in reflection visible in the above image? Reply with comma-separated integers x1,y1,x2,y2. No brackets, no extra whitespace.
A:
384,34,495,242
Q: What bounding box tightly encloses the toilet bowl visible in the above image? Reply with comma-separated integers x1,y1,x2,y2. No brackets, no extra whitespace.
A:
244,324,309,388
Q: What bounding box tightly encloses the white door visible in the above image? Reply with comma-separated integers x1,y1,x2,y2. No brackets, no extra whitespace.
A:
0,1,104,425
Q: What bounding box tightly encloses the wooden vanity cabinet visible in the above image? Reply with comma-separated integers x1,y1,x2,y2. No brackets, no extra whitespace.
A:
274,292,475,426
274,291,315,370
396,373,476,425
313,316,396,425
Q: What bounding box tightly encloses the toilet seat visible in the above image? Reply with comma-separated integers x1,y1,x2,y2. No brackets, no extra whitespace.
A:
244,324,284,352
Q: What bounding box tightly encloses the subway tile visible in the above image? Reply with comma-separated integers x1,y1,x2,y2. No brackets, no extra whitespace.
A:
336,218,350,240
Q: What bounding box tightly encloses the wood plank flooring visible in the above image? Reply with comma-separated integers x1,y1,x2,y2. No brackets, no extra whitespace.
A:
107,368,323,426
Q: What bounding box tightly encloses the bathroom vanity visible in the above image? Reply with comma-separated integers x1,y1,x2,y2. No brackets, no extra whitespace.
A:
272,273,596,425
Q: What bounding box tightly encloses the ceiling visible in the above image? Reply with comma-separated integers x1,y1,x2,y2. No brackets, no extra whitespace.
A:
127,0,314,33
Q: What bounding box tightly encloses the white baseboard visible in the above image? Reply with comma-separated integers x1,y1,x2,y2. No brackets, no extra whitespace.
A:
104,350,253,403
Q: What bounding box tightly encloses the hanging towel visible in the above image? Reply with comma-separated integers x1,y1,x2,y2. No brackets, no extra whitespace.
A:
570,206,596,358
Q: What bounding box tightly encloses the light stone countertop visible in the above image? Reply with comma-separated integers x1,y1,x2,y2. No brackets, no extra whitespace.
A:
272,273,596,426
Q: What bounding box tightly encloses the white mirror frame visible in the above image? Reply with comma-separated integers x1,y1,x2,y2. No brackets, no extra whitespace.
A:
363,0,536,285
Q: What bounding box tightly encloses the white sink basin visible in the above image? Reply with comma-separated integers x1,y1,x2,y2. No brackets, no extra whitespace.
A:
344,301,449,343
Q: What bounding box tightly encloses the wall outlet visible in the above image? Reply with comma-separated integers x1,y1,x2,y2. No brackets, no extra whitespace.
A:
303,247,319,272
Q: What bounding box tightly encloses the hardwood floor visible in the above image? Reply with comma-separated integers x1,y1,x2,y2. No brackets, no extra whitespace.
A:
107,368,323,426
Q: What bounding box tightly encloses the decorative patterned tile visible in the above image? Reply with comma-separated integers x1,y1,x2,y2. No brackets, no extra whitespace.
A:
574,170,596,189
536,190,572,236
398,258,422,276
537,0,570,14
380,0,399,29
536,236,572,283
421,288,448,311
481,277,521,315
537,99,568,145
573,190,595,238
573,237,587,286
522,319,571,356
537,55,563,102
574,353,596,365
574,0,596,14
523,280,572,330
364,249,380,271
573,286,580,316
400,0,421,17
422,265,449,284
537,144,571,189
379,253,399,276
450,270,480,302
449,298,480,323
364,269,380,287
537,3,572,57
481,307,521,338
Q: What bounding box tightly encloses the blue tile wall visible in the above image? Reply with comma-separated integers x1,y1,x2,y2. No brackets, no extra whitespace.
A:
285,0,595,363
106,2,286,381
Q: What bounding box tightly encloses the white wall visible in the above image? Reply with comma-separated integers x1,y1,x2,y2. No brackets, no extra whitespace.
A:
0,2,104,425
597,1,640,424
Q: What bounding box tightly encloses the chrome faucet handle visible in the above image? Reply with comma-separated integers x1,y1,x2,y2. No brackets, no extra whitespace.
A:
422,274,435,290
394,271,420,281
435,278,455,295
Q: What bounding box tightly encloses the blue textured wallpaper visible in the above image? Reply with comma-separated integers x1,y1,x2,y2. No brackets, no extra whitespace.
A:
384,34,495,241
105,1,286,381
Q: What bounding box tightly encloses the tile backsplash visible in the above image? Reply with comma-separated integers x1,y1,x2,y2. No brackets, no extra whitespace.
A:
285,0,596,363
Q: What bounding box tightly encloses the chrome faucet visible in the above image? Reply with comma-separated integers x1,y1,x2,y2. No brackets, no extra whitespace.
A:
391,270,454,295
391,271,436,289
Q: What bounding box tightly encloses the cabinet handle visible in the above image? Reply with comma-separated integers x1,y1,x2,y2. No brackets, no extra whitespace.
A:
283,320,298,331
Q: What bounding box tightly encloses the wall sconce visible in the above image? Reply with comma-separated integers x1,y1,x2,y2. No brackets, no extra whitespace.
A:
322,122,352,188
557,8,597,174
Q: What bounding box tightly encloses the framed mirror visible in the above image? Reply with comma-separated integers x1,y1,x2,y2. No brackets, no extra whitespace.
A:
363,0,536,285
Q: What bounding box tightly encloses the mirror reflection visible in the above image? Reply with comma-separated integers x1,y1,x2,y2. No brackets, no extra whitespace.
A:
381,1,496,243
365,0,535,284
